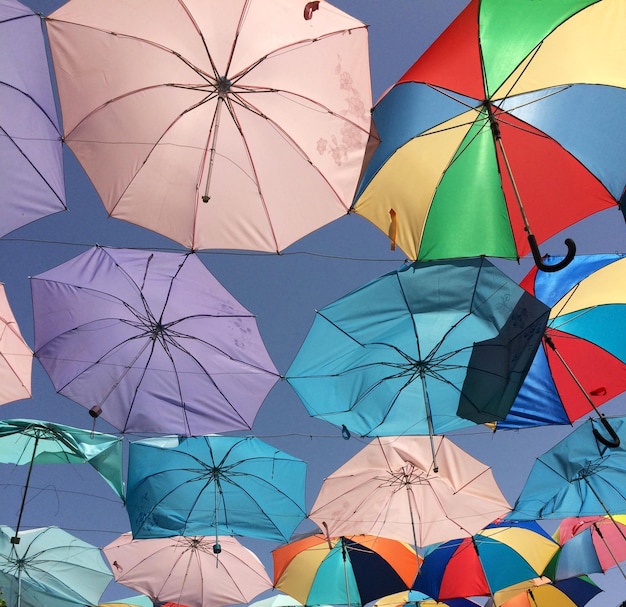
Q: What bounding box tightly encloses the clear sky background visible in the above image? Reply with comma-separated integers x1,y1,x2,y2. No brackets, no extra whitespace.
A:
3,1,626,605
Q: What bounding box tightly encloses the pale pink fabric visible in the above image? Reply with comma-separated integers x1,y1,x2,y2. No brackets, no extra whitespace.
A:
0,283,32,405
103,533,272,607
309,435,512,548
47,0,372,252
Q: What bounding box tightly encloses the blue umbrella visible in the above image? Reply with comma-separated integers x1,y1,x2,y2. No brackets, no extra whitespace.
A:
0,525,112,607
126,434,307,543
509,415,626,521
286,257,549,468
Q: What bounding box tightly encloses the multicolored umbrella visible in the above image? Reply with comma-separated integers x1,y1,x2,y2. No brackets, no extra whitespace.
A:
0,525,113,607
272,534,420,607
548,515,626,580
485,575,602,607
0,0,66,236
45,0,372,252
0,283,32,405
374,590,482,607
413,520,560,601
287,257,549,459
495,254,626,442
510,415,626,521
308,435,511,548
0,418,124,541
126,434,307,542
103,533,272,607
352,0,626,270
30,246,279,435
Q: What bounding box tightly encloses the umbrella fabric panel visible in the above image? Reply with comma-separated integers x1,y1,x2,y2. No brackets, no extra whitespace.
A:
46,0,371,252
272,534,420,607
510,416,626,520
287,258,549,436
352,0,626,264
0,283,32,405
550,515,626,578
0,525,112,607
487,575,603,607
0,0,65,236
414,521,559,600
103,533,272,607
0,418,124,499
31,247,278,435
374,590,481,607
497,254,626,430
308,436,511,548
126,435,307,541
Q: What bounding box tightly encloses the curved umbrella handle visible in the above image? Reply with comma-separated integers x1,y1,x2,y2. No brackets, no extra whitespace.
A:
304,1,319,19
528,234,576,272
593,415,621,448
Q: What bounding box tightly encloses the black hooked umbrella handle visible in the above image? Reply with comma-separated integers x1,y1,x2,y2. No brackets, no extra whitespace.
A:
528,234,576,272
593,415,621,448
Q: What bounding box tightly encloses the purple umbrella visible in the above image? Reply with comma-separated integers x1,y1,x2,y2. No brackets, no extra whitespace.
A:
30,246,279,435
1,0,66,236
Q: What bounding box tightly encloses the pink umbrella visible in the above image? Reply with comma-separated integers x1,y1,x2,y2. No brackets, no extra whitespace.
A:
103,533,272,607
0,282,32,405
308,435,511,549
45,0,372,252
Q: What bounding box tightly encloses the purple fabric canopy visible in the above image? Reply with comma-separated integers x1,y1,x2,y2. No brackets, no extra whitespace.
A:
30,246,279,435
1,0,66,235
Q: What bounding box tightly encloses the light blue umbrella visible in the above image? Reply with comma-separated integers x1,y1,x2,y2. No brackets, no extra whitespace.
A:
286,257,549,468
509,415,626,521
126,435,307,542
0,525,113,607
0,418,125,541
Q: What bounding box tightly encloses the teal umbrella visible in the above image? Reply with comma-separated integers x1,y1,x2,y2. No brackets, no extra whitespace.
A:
510,415,626,521
0,419,125,541
286,257,549,468
126,434,307,542
0,525,113,607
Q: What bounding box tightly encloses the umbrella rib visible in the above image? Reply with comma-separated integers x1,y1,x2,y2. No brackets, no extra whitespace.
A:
0,115,65,208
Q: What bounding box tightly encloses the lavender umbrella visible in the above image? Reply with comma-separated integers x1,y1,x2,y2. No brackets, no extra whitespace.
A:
30,246,279,435
1,0,66,236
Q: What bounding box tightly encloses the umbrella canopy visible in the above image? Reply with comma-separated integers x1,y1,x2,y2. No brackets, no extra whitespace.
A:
0,525,113,607
97,597,153,607
30,246,279,435
286,257,549,446
103,533,272,607
509,415,626,520
45,0,372,253
126,434,307,542
484,575,602,607
413,520,560,601
548,514,626,580
248,594,319,607
272,534,420,607
308,435,511,548
0,0,66,236
0,418,124,541
352,0,626,271
374,590,482,607
496,254,626,431
0,283,32,405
